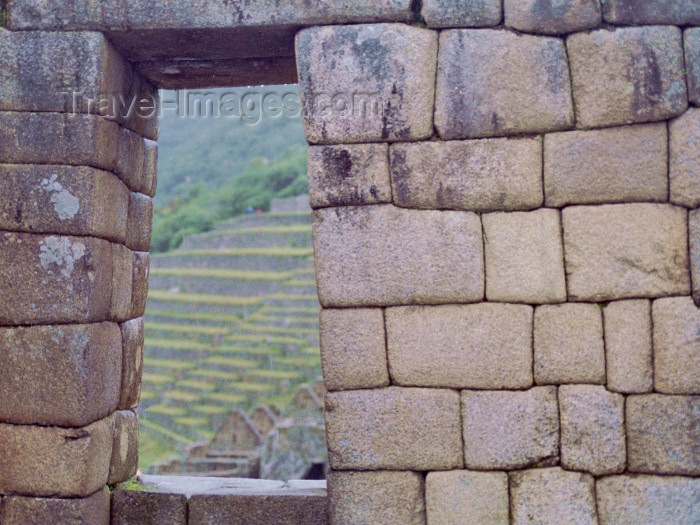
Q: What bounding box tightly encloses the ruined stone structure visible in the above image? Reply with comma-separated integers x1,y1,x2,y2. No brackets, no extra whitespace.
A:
0,0,699,523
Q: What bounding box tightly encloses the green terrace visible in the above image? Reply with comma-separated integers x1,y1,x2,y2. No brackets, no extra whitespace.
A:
149,268,294,281
147,290,317,306
154,247,314,257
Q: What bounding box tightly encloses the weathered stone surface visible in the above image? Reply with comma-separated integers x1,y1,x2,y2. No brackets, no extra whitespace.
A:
627,394,700,475
461,387,559,470
596,475,700,525
505,0,601,34
567,26,687,128
692,210,700,306
325,387,462,470
328,470,425,525
670,108,700,208
320,308,388,391
0,489,110,525
602,0,700,25
0,322,121,427
687,29,700,106
604,300,653,393
483,208,566,303
0,165,129,242
0,232,114,325
138,474,287,496
312,205,484,307
425,470,508,525
142,138,159,197
131,251,150,318
544,123,668,207
510,468,597,525
259,420,327,481
435,29,573,139
111,243,133,322
386,303,533,389
125,192,154,252
421,0,501,28
119,318,144,410
307,144,390,208
0,416,113,497
115,126,147,193
534,303,605,384
296,24,437,144
390,137,542,212
109,410,139,484
559,385,626,475
562,204,690,301
652,297,700,394
112,489,187,525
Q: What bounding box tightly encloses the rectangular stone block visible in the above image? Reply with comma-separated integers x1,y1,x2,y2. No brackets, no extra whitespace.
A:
692,209,700,307
0,165,129,243
112,489,188,525
483,208,566,303
0,416,113,497
390,136,542,212
115,126,147,193
422,0,501,28
312,205,484,307
296,24,437,144
325,387,462,470
307,144,391,208
602,0,700,24
426,470,508,525
603,299,653,393
461,387,559,470
567,26,687,128
687,29,700,106
130,251,150,318
627,394,699,475
111,243,134,322
142,138,159,197
504,0,601,34
108,410,138,484
0,232,113,325
319,308,388,391
119,318,144,410
386,303,533,389
125,192,154,252
544,123,668,207
562,204,690,301
670,108,700,208
435,29,573,139
0,489,110,525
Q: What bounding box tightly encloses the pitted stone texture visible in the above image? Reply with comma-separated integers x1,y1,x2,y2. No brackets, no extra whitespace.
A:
652,297,700,394
0,232,113,325
312,205,484,307
421,0,501,28
111,243,133,322
0,165,129,243
0,489,110,525
390,137,542,212
687,29,700,106
627,394,700,475
567,26,687,129
0,416,113,497
307,144,391,208
131,251,150,318
544,123,668,207
320,308,388,391
534,303,605,384
510,468,597,525
604,300,653,393
559,385,626,475
596,475,700,525
602,0,700,24
109,410,138,484
0,322,121,427
126,192,154,252
670,108,700,208
328,470,425,525
692,210,700,307
461,387,559,470
296,24,437,144
325,387,462,470
426,470,508,525
142,139,159,197
483,208,566,304
119,318,144,410
562,204,690,301
112,489,187,525
386,303,533,389
435,29,573,139
504,0,601,34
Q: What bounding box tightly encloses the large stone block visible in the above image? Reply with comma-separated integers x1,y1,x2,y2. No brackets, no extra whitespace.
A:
435,29,573,139
627,394,699,475
670,108,700,208
119,318,144,410
390,137,542,212
115,126,147,193
567,26,687,128
602,0,700,24
652,297,700,394
483,208,566,303
421,0,501,28
109,410,138,484
319,308,388,391
111,242,133,322
425,470,508,525
534,303,605,384
692,210,700,306
461,387,559,470
328,470,425,525
312,205,484,307
0,489,110,525
325,387,462,470
142,138,159,197
307,144,391,208
0,416,113,497
0,165,129,243
504,0,601,34
687,29,700,106
603,300,653,393
0,322,121,427
0,232,113,325
296,24,437,144
543,123,668,207
130,251,150,318
386,303,533,389
562,204,690,301
559,385,626,475
125,192,154,252
112,489,187,525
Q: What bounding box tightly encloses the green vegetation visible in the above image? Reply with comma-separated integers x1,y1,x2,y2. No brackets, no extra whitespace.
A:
143,357,197,371
275,356,322,368
203,355,259,368
193,404,231,415
261,306,320,314
188,369,242,381
237,322,317,336
230,381,277,393
146,309,243,324
247,369,304,380
147,404,187,417
208,392,248,404
148,290,262,306
145,321,231,336
150,267,293,280
174,417,209,427
165,390,201,403
145,337,212,352
177,379,216,391
157,247,314,258
215,224,312,235
142,372,176,386
224,333,309,345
